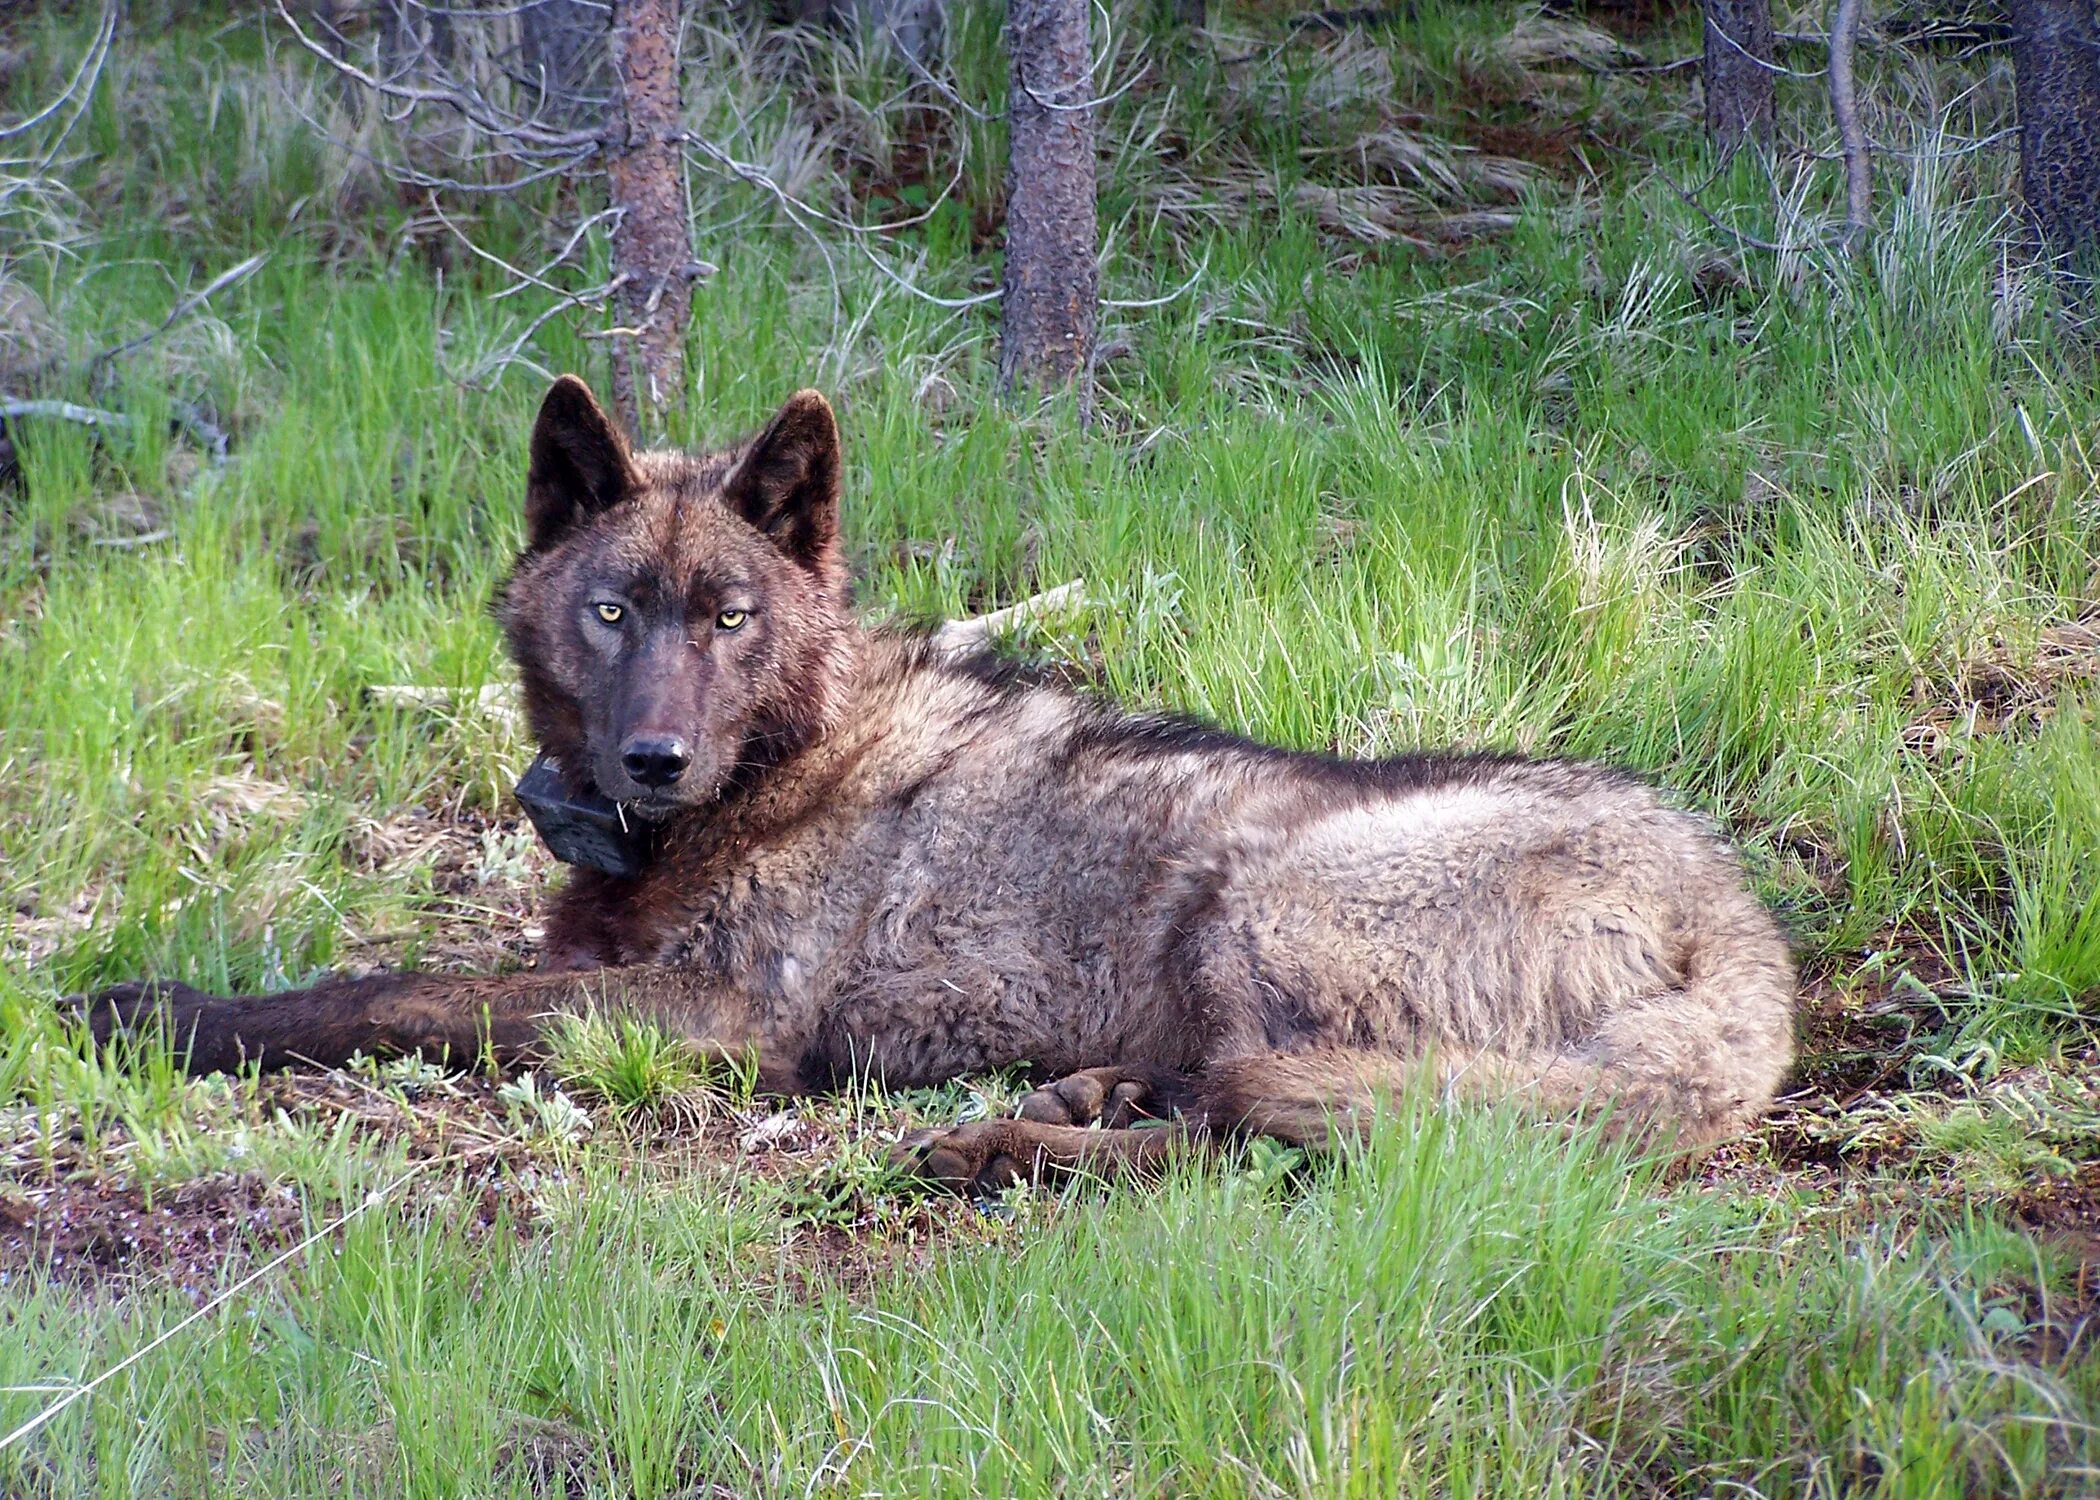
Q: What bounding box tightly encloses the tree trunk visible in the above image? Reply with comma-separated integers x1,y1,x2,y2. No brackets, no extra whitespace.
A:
521,0,608,128
2010,0,2100,285
606,0,695,434
999,0,1098,403
1703,0,1774,154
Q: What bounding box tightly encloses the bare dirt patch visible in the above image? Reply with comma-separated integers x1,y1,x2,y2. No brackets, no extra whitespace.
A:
0,1058,991,1304
1451,119,1589,173
1702,938,2100,1270
1902,614,2100,756
0,1172,309,1293
2015,1162,2100,1270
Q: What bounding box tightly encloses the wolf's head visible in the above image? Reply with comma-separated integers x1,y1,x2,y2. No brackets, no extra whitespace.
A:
496,376,857,818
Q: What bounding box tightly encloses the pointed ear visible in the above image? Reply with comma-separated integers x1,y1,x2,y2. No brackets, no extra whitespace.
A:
722,390,842,569
525,375,637,552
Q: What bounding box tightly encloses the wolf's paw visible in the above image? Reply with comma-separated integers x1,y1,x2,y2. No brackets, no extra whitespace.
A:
1017,1064,1194,1129
890,1122,1033,1197
67,980,220,1046
889,1118,1184,1196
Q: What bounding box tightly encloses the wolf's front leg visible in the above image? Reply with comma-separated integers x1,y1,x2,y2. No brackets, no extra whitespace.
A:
76,965,787,1083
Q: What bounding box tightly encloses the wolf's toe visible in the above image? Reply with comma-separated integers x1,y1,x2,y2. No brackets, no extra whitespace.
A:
1103,1079,1158,1128
1019,1073,1107,1126
1019,1065,1187,1129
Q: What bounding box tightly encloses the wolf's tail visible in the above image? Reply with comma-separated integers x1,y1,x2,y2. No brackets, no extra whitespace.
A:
1197,896,1797,1153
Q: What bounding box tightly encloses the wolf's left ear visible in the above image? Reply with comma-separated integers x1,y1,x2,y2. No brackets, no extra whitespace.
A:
723,390,841,569
525,375,637,553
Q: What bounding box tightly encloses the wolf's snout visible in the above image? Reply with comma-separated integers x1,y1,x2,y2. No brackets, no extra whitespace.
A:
620,736,692,788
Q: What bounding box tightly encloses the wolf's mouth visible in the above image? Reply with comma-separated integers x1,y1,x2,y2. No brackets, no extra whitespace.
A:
618,792,684,823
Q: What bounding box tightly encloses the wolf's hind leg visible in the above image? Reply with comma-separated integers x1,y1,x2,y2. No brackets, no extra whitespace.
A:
1016,1063,1199,1128
1192,1049,1440,1148
1201,1021,1784,1155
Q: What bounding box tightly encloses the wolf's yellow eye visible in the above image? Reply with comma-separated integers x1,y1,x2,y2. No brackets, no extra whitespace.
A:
595,603,624,625
716,609,748,631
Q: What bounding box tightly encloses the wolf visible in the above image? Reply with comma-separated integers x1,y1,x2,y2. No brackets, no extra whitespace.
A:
84,376,1797,1192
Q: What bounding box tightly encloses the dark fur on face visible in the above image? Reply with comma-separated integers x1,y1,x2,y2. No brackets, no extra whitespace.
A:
495,377,858,816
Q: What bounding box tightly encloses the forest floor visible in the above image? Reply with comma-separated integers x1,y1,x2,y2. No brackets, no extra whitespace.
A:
1,0,2097,1493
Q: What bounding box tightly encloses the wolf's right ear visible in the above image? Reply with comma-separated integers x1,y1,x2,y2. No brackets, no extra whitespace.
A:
524,375,637,552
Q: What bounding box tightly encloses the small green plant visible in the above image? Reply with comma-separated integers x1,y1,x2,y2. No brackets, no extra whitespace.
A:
783,1132,920,1228
497,1070,594,1144
542,1012,755,1121
885,1064,1036,1129
349,1050,453,1099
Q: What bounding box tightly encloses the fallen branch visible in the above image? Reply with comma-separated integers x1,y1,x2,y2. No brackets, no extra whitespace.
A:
369,682,525,727
0,398,135,429
174,401,231,465
0,397,230,467
933,578,1090,654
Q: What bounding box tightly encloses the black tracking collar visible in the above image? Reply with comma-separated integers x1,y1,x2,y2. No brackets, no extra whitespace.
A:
513,754,657,878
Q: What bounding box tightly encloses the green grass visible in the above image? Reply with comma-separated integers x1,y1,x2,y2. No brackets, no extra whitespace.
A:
1,1097,2090,1496
1,0,2097,1492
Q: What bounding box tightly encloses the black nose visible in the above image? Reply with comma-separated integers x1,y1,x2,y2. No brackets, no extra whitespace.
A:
620,737,691,789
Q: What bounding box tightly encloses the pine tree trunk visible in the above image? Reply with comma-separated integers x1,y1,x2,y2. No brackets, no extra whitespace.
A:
1703,0,1775,153
606,0,695,434
2010,0,2100,284
521,0,607,128
998,0,1098,402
